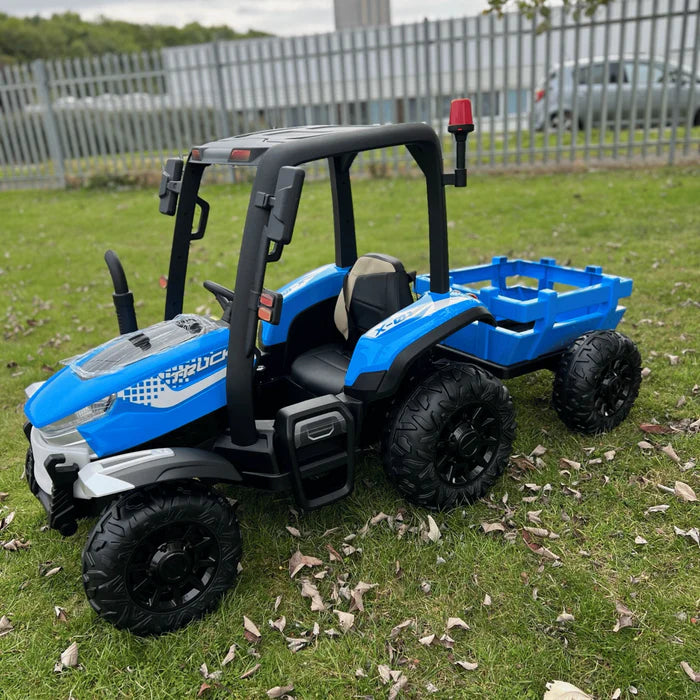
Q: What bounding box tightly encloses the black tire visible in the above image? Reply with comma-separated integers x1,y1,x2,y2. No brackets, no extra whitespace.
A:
552,330,641,434
382,363,516,510
551,110,574,131
82,482,241,635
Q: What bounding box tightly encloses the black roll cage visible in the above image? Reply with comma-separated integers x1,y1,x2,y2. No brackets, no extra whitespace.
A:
164,123,453,446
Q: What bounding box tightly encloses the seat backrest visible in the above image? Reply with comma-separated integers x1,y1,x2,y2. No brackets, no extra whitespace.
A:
334,253,414,344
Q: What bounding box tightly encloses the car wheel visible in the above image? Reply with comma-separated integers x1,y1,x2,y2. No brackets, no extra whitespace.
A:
550,111,574,130
552,330,641,434
83,482,241,635
382,363,516,510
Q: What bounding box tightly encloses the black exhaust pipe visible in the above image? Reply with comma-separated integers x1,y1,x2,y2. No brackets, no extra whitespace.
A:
104,249,138,335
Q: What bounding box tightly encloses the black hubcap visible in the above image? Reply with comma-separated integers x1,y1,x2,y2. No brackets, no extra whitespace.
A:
126,522,219,612
594,358,633,417
435,402,501,486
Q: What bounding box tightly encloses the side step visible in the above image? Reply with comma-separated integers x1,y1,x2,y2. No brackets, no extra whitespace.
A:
275,396,355,510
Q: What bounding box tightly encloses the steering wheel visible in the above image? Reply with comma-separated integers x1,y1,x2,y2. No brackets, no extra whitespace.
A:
203,280,235,313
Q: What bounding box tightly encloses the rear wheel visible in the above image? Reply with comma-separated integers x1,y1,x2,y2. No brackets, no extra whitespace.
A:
382,363,516,510
83,482,241,635
550,110,574,130
552,330,641,434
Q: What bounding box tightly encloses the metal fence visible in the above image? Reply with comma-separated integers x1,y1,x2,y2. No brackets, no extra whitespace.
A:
0,0,698,190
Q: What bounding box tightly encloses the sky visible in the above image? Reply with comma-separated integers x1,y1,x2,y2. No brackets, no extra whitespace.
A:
0,0,492,36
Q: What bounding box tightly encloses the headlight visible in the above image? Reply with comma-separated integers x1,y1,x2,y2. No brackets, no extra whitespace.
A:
41,394,116,437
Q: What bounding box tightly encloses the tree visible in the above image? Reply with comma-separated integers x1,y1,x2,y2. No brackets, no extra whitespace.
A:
487,0,611,19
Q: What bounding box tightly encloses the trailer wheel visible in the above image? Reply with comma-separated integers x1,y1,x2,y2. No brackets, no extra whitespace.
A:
553,330,641,434
82,482,241,635
382,363,515,510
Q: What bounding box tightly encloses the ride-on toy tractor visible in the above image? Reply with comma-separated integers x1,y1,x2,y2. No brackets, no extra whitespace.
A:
22,100,641,634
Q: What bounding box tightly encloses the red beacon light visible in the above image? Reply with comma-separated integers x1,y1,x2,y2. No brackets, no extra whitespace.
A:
448,98,475,134
447,98,475,188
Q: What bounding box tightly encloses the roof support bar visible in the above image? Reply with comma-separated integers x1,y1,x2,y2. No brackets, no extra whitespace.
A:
329,153,358,268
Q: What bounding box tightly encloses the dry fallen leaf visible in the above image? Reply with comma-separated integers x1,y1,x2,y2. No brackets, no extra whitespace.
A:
0,511,15,531
524,526,549,538
521,530,560,560
634,535,648,545
348,581,377,613
0,615,13,637
269,616,286,634
454,660,478,671
378,664,392,684
483,593,492,606
389,618,414,638
419,634,436,646
334,609,354,633
196,682,210,697
54,606,68,623
0,492,9,501
530,444,547,458
370,511,390,525
240,663,261,679
604,450,616,461
44,566,62,578
637,440,655,450
285,526,301,538
199,663,222,681
222,644,236,666
543,680,593,699
300,579,326,612
326,543,343,562
674,481,697,502
645,504,670,515
559,458,581,470
288,550,323,578
680,661,700,682
674,526,700,545
446,617,470,631
661,444,682,464
243,615,262,643
388,673,408,700
527,510,543,524
266,684,294,698
54,641,78,672
423,515,441,543
556,611,575,624
665,353,680,365
481,521,506,534
612,602,636,632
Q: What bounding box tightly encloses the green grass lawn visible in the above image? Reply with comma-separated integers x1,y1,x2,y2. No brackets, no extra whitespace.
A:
0,166,698,699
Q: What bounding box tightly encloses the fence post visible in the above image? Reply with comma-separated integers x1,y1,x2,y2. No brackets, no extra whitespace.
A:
31,59,65,188
211,41,229,138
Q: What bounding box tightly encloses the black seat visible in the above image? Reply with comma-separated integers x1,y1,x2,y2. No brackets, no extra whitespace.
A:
290,254,413,396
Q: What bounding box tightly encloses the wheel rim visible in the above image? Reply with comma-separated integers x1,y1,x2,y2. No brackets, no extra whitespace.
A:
435,402,501,486
594,357,634,417
126,521,220,612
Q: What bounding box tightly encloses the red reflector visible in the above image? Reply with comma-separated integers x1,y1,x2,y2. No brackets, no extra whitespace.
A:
260,292,274,307
258,307,272,322
190,148,202,161
535,89,545,103
448,98,473,129
229,149,251,162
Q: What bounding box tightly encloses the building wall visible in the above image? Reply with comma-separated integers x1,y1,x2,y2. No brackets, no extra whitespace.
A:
334,0,392,30
161,0,694,125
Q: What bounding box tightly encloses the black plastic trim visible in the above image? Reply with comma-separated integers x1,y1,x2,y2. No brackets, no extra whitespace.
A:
345,305,495,401
437,346,564,379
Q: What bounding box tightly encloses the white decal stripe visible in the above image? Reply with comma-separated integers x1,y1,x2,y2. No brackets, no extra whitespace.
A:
148,367,226,408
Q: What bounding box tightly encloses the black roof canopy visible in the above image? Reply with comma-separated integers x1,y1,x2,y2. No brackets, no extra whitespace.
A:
192,123,441,167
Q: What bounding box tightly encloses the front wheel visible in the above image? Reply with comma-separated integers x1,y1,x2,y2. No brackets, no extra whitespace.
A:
82,482,241,635
382,363,516,510
552,330,641,434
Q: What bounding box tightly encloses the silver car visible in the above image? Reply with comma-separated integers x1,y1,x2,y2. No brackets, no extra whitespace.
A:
533,56,700,130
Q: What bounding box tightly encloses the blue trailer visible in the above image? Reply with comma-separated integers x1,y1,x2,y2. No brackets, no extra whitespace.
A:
21,102,641,635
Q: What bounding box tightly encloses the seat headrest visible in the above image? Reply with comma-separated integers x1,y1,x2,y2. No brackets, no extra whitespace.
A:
334,253,411,341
